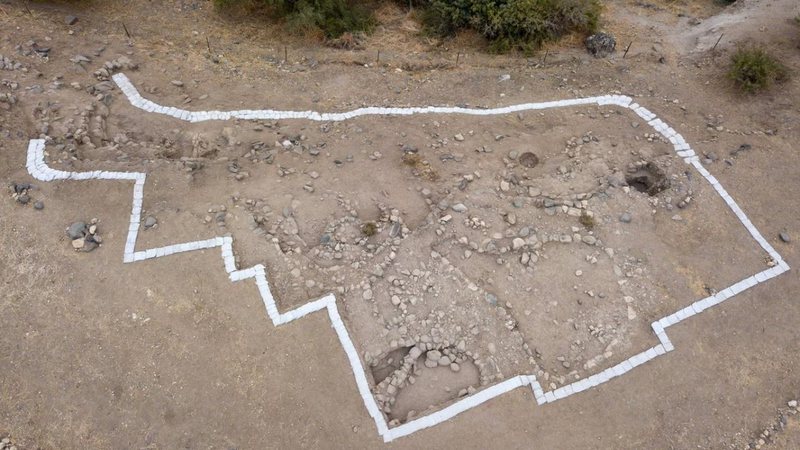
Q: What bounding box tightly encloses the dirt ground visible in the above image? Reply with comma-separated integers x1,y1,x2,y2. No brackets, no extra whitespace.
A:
1,0,800,448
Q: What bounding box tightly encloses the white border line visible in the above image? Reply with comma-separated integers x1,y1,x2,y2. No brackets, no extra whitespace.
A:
21,75,790,442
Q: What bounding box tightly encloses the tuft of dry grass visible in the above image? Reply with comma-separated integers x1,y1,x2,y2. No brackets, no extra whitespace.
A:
401,152,439,181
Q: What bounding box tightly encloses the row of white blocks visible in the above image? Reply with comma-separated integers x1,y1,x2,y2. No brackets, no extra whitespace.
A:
25,77,790,441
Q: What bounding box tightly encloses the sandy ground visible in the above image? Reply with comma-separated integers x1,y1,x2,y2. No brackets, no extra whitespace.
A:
1,0,800,448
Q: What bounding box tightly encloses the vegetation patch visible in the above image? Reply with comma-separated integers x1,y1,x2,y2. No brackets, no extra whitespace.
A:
416,0,602,53
216,0,601,51
361,221,378,237
401,152,439,181
214,0,376,38
579,212,596,230
728,46,788,94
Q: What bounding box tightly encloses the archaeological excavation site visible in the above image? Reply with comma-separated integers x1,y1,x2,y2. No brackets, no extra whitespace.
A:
1,0,799,448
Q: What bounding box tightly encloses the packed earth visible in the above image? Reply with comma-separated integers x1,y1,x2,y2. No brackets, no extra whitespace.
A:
1,0,799,448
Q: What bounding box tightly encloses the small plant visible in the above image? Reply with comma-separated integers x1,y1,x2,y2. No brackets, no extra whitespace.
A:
401,152,439,180
362,221,377,237
579,212,596,230
728,46,788,93
401,152,421,167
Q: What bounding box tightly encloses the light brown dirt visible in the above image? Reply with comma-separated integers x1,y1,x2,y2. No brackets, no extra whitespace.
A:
1,0,799,448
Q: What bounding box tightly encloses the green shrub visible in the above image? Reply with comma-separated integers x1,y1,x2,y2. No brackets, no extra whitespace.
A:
417,0,601,53
728,47,788,93
214,0,375,38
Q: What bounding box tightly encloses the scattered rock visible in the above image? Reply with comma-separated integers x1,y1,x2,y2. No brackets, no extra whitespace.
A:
0,54,22,71
451,203,467,213
33,201,44,210
93,56,138,80
731,143,752,157
779,231,790,243
144,216,157,229
65,15,79,25
70,55,91,64
389,222,401,238
627,305,637,320
619,212,632,223
66,220,101,252
67,222,88,240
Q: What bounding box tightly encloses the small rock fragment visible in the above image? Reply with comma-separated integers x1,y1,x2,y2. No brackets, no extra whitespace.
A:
144,216,157,229
72,238,85,250
67,222,87,239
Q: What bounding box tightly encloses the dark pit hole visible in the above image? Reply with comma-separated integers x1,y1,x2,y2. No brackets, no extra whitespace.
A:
625,162,670,196
371,346,412,384
519,152,540,168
